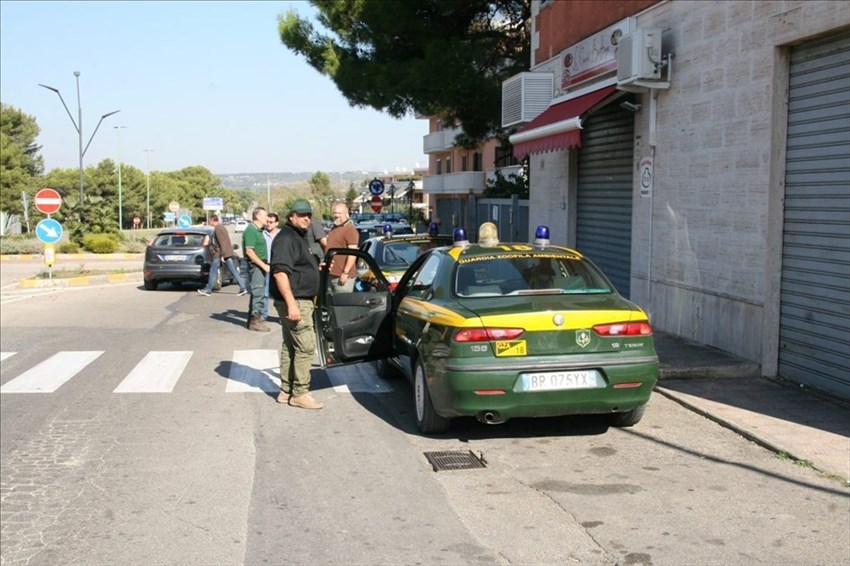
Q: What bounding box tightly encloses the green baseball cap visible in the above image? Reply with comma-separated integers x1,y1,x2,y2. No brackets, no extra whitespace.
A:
290,199,313,215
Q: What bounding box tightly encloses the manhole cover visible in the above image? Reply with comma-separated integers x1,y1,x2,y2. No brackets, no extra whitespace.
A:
423,450,486,472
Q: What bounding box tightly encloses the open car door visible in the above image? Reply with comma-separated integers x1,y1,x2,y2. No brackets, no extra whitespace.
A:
316,249,395,368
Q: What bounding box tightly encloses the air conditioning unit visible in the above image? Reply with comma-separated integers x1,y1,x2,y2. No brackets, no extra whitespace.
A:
501,72,554,128
617,28,662,85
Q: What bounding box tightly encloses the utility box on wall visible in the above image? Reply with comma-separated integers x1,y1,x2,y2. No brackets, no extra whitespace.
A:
501,72,554,128
617,28,663,85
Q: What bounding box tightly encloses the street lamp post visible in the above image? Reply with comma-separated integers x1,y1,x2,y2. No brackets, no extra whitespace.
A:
407,180,415,222
389,184,396,214
114,126,127,230
144,149,154,229
39,72,120,203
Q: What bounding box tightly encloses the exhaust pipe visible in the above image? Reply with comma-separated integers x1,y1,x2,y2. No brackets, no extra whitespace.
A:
477,411,507,425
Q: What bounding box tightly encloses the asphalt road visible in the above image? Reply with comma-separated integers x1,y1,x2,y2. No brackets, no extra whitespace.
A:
1,282,848,565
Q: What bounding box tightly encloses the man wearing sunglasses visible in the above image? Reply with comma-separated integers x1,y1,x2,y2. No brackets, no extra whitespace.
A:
268,199,323,410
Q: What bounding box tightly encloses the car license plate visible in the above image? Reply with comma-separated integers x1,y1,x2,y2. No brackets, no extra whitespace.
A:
515,370,602,392
164,255,187,262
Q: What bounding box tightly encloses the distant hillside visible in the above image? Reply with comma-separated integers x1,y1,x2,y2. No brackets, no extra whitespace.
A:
217,171,387,191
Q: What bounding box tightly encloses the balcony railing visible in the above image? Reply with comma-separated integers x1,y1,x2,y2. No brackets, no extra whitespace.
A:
422,125,464,154
423,171,485,194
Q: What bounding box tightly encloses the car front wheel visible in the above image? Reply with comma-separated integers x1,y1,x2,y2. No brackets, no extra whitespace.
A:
414,361,450,434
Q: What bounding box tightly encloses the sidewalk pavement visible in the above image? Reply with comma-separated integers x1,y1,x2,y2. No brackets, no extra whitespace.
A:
654,331,850,484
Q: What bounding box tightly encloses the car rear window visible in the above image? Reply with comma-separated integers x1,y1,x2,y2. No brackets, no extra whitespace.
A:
153,233,206,247
379,242,438,268
455,254,613,297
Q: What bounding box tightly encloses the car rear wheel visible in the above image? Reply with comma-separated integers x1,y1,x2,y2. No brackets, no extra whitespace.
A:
609,404,646,427
414,361,450,434
144,278,158,291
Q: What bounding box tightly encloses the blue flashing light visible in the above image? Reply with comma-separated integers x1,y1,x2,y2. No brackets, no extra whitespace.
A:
428,222,439,236
383,224,393,237
453,227,469,247
533,225,551,246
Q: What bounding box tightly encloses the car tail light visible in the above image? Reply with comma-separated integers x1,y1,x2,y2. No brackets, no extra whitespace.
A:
592,322,652,336
454,328,524,342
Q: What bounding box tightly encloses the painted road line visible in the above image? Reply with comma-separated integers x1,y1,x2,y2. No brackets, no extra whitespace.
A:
114,351,193,393
325,362,393,394
0,352,16,362
0,351,104,393
226,349,280,393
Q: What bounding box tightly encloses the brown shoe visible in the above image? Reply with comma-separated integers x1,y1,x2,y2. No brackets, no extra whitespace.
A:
248,316,271,333
276,391,291,404
289,393,323,410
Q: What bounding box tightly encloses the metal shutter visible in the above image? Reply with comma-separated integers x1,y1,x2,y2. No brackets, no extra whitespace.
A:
576,102,635,298
779,31,850,399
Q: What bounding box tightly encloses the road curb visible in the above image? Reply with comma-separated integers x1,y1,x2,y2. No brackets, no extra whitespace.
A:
18,272,144,288
1,253,144,262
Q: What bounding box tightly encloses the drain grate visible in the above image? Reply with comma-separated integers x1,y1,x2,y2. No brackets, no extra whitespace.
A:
424,450,487,472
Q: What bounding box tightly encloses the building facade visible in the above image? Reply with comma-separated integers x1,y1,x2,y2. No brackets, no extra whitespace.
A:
422,117,522,234
503,0,850,398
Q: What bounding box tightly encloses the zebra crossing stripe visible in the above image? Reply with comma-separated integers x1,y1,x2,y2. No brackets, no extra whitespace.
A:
326,362,393,394
1,352,16,362
0,351,104,393
226,349,280,393
114,351,193,393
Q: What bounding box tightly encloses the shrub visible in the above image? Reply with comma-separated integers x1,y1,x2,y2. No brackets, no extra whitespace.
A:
58,241,81,254
0,235,42,255
82,233,120,254
120,232,151,253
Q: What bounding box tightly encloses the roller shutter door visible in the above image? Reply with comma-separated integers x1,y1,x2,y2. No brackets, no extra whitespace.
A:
576,103,635,298
779,31,850,399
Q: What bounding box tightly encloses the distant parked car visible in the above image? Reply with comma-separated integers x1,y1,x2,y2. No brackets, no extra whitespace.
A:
234,220,249,233
355,222,414,245
142,227,246,291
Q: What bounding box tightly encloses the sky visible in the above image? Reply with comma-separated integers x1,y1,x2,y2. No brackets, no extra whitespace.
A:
0,1,428,176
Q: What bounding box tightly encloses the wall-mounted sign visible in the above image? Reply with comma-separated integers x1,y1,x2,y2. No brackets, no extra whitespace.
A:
639,157,654,198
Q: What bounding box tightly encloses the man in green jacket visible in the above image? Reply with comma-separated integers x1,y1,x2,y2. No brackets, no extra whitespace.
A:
242,207,270,332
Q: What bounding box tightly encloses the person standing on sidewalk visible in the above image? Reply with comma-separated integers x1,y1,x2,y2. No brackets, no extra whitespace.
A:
269,199,323,410
198,215,249,297
325,203,359,293
242,207,270,332
262,212,281,319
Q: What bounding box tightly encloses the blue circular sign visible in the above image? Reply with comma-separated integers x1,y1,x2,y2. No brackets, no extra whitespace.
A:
36,218,63,244
368,179,385,196
178,215,192,228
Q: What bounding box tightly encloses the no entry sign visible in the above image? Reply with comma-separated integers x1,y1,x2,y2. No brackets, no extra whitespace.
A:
370,195,383,212
34,188,62,215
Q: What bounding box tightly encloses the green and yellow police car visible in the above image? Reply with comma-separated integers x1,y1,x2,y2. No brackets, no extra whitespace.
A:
359,228,453,290
317,224,659,434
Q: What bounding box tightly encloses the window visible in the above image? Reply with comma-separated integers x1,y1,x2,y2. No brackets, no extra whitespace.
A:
436,159,442,175
403,254,441,299
495,145,519,168
461,154,468,172
446,157,452,174
473,152,483,172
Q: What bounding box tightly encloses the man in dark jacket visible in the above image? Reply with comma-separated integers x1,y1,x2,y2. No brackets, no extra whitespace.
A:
198,214,248,296
269,199,323,410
